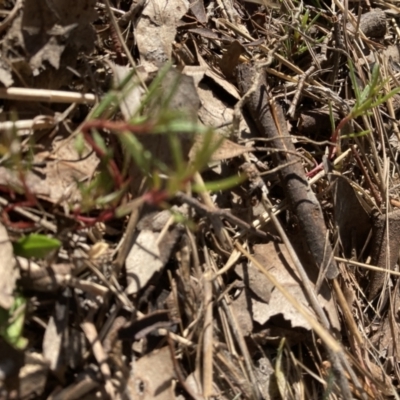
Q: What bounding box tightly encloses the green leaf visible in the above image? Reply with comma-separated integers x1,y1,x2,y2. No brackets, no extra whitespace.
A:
341,129,371,139
0,295,27,349
74,132,86,157
193,174,246,192
13,234,61,258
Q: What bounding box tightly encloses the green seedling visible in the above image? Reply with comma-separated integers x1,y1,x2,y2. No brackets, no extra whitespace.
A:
0,294,27,349
13,233,61,259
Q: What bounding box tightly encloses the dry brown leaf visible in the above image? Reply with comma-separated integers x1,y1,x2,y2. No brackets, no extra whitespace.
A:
0,222,18,309
188,0,207,23
219,40,246,79
35,134,99,205
126,347,175,400
136,0,189,72
235,258,273,303
231,287,253,336
3,0,96,88
250,242,340,331
112,63,146,121
333,175,371,258
19,352,49,399
42,291,69,378
126,208,185,295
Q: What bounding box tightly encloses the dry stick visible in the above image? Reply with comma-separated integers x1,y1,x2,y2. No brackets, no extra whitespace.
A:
194,172,232,251
252,148,353,230
235,63,367,397
103,0,147,91
0,87,96,104
203,266,214,398
350,144,381,206
174,192,269,239
211,271,262,400
81,315,116,399
287,65,316,119
236,62,338,279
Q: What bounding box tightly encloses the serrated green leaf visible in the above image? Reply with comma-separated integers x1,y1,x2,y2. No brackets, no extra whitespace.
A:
13,234,61,258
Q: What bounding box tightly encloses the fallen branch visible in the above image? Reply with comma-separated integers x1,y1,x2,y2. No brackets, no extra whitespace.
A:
236,62,338,279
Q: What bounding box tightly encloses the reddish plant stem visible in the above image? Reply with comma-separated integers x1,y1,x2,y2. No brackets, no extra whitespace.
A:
306,115,351,178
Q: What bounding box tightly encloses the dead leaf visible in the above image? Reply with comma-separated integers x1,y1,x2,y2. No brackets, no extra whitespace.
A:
219,40,246,79
250,242,340,331
42,289,70,379
231,287,253,336
3,0,97,88
188,0,207,23
35,133,99,205
333,175,372,258
19,352,49,399
126,347,176,400
0,222,18,309
235,258,273,303
136,0,189,72
126,208,185,295
112,63,146,121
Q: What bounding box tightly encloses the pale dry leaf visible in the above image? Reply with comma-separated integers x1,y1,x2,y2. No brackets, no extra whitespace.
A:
126,347,175,400
188,0,207,23
0,58,13,87
136,0,189,72
126,208,185,295
112,63,146,120
42,292,69,377
197,51,240,100
182,65,207,87
125,230,164,295
250,242,340,331
0,222,18,309
33,133,99,205
19,352,49,399
231,287,253,336
235,258,273,303
0,167,50,198
196,83,250,139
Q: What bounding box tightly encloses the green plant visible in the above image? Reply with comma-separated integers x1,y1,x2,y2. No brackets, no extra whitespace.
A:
13,234,61,259
73,65,243,223
0,294,27,349
307,61,400,177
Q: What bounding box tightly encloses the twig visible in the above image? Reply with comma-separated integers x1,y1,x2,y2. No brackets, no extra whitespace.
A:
174,191,269,239
236,62,338,279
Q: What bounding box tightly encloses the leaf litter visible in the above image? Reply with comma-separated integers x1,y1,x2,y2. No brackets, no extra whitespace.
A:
1,0,400,399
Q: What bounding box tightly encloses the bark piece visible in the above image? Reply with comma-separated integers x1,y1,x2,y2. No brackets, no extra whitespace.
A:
236,63,338,279
368,209,400,300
